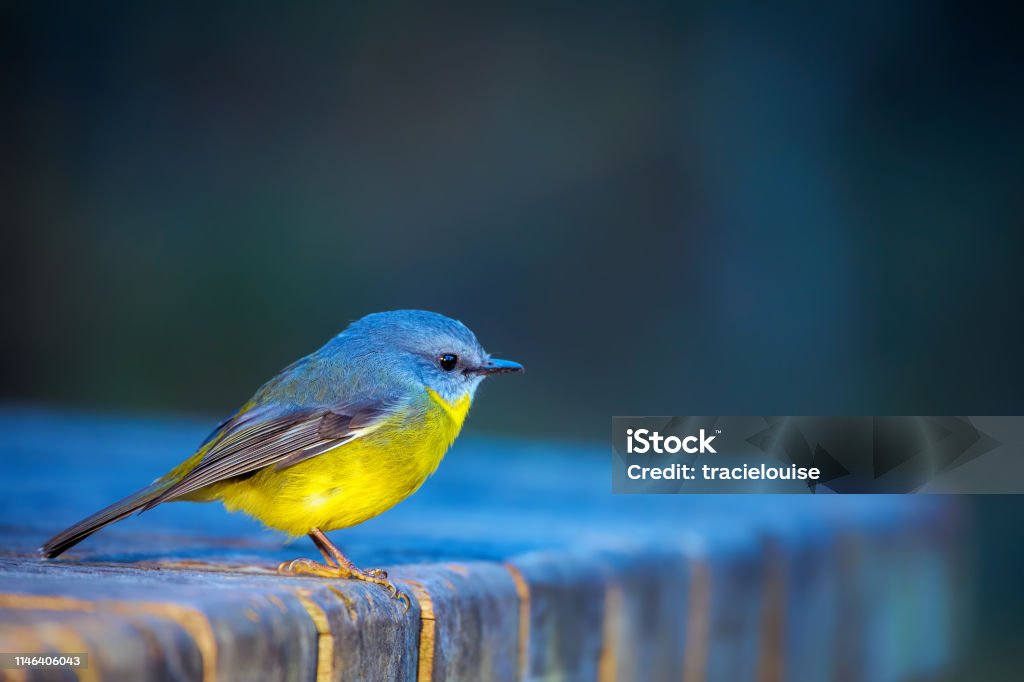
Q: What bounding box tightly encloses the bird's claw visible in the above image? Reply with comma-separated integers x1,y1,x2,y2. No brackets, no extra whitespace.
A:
277,558,408,609
348,565,409,610
278,558,332,576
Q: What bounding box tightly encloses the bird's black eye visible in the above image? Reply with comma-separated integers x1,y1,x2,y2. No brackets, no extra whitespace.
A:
439,353,458,371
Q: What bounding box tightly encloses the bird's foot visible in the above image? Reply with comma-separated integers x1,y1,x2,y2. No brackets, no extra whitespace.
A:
277,558,340,578
277,558,409,609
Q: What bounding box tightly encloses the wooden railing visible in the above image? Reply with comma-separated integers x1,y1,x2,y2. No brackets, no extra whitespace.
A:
0,408,963,681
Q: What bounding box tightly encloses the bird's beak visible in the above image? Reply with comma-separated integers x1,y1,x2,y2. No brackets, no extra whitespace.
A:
472,358,524,375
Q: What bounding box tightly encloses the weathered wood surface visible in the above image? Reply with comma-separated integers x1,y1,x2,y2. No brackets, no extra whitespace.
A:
0,408,964,681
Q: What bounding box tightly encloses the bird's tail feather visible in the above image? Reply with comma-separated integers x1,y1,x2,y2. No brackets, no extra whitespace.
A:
40,482,170,559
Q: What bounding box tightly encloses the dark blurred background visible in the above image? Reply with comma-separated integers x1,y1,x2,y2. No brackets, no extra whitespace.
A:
3,1,1023,678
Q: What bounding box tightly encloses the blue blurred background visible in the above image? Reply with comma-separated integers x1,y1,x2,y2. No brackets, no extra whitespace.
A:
3,1,1023,677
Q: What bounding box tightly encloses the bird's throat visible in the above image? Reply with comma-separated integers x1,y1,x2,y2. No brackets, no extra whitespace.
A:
425,387,472,429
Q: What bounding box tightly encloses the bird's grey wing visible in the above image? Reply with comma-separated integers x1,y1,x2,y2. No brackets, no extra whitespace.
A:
142,397,404,508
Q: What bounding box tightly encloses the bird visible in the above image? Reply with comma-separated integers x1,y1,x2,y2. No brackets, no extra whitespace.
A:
41,310,523,603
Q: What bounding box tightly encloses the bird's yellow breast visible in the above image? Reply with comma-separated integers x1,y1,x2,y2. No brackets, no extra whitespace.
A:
197,387,472,536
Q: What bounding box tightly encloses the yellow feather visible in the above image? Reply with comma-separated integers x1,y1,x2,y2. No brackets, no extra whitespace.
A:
191,387,472,536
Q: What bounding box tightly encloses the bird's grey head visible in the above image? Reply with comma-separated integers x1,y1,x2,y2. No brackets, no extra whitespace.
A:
339,310,522,403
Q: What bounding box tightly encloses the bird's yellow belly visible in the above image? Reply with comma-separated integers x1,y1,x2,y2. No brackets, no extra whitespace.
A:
198,389,470,536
